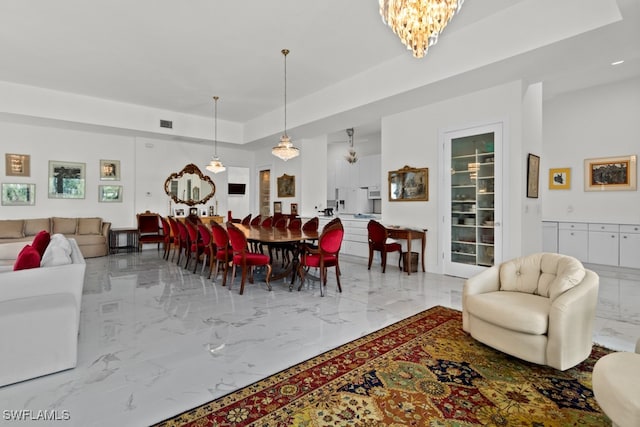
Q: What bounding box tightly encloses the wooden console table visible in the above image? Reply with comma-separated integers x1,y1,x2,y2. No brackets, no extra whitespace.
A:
385,226,427,275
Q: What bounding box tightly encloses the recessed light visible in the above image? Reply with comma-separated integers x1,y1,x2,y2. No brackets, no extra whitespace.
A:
611,60,625,66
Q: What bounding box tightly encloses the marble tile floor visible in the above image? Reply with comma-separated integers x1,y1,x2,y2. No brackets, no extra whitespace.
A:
1,251,638,427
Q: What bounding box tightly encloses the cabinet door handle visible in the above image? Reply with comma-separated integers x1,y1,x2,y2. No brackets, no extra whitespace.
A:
570,232,574,236
611,235,615,238
623,235,628,239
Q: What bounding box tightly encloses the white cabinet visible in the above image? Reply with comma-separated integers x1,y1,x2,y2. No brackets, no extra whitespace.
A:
318,217,370,258
542,221,558,253
588,223,619,266
620,224,640,269
358,154,381,188
558,222,588,262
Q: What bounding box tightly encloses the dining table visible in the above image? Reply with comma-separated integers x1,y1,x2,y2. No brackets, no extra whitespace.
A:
231,224,319,289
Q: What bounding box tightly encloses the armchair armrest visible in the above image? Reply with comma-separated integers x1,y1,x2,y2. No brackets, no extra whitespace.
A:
462,266,500,332
547,269,599,370
102,222,111,238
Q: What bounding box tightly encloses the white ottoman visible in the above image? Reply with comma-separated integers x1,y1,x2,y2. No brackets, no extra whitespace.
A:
592,343,640,427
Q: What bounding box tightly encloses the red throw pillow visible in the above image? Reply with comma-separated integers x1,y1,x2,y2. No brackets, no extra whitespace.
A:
13,245,41,271
32,230,51,257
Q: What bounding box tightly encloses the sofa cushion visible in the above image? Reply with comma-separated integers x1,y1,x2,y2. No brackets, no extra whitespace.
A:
32,230,51,257
466,291,551,335
41,234,72,267
13,245,41,271
52,217,77,235
77,217,102,235
24,218,51,236
0,220,25,239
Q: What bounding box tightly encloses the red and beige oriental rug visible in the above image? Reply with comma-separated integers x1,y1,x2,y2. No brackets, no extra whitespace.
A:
155,306,611,426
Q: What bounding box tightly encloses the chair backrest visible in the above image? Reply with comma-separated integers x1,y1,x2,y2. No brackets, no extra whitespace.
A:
288,217,302,230
302,217,319,232
168,217,181,242
160,217,171,236
197,224,212,246
137,211,160,233
319,223,344,256
274,216,288,228
261,216,273,227
211,222,230,251
241,214,252,225
226,223,248,255
250,215,262,226
185,220,199,243
322,217,341,232
367,220,388,245
176,220,189,243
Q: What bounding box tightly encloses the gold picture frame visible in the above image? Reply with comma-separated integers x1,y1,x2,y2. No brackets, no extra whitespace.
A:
273,201,282,214
290,203,298,216
5,153,30,177
388,165,428,201
277,174,295,198
549,168,571,190
100,159,120,180
526,154,540,198
584,155,637,191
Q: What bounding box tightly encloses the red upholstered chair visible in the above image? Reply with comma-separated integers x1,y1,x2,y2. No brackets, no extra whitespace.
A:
197,224,215,276
298,221,344,297
210,222,233,285
226,223,272,295
241,214,252,225
136,211,164,252
367,220,402,273
288,217,302,230
184,220,204,271
160,217,174,260
250,215,262,226
274,216,288,228
167,217,183,262
174,220,190,266
302,217,319,233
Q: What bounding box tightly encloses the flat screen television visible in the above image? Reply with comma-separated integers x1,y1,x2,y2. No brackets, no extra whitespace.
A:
228,183,246,195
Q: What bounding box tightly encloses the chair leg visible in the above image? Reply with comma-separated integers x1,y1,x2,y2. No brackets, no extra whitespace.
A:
229,264,236,291
264,264,272,291
239,266,248,295
222,261,229,287
335,264,342,293
382,251,387,273
368,247,373,270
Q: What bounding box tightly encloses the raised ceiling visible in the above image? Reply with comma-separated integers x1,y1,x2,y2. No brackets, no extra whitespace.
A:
0,0,638,145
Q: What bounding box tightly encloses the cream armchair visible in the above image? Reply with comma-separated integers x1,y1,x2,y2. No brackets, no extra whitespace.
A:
463,252,599,371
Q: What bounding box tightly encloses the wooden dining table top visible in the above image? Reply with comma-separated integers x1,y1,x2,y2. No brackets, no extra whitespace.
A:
230,224,319,243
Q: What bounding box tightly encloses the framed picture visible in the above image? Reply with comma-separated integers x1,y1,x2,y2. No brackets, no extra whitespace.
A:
290,203,298,216
549,168,571,190
1,183,35,206
388,166,428,201
526,154,540,198
98,185,123,202
48,161,86,199
5,153,30,177
100,159,120,180
273,201,282,214
584,155,637,191
174,208,185,217
277,174,295,198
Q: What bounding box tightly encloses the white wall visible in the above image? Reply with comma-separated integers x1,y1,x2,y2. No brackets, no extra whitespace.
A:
0,122,252,228
301,136,328,217
227,167,251,219
542,77,640,224
381,80,524,273
253,142,303,217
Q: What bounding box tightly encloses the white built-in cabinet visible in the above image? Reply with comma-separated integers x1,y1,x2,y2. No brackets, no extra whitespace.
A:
544,221,640,269
329,154,381,200
318,217,369,258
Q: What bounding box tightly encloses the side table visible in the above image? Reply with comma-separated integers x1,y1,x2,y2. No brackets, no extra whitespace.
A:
109,228,139,254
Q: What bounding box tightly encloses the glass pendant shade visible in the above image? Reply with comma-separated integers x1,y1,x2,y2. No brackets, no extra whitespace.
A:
272,48,300,161
379,0,464,58
206,96,226,173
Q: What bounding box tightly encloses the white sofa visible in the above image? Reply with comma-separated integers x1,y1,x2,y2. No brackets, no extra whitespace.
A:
463,252,599,371
0,238,86,387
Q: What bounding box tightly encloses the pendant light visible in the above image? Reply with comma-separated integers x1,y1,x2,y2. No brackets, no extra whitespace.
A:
272,48,300,161
206,95,226,174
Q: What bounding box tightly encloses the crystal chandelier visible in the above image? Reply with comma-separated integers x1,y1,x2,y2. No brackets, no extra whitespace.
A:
379,0,464,58
206,96,226,174
272,49,300,161
345,128,358,164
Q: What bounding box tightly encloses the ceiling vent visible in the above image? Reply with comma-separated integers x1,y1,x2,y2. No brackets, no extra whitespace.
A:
160,119,173,129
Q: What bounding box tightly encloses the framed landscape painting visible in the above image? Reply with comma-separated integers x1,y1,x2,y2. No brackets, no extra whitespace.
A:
526,154,540,198
388,166,428,201
1,183,35,206
48,161,85,199
584,155,637,191
99,185,122,202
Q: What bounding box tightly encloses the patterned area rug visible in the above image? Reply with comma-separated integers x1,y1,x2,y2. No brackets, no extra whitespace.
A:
155,306,611,426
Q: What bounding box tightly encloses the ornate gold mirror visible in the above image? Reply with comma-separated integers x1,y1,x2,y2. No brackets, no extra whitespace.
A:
164,163,216,206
